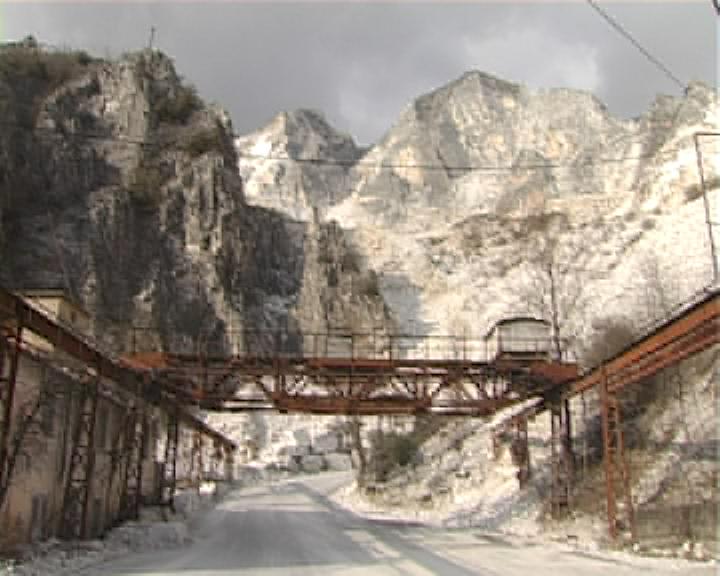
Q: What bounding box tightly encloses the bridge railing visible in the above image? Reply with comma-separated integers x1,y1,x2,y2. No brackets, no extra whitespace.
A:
127,327,559,364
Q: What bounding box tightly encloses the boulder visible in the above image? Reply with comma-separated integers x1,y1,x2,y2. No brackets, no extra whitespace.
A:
287,444,310,458
300,454,325,473
290,429,312,447
324,452,353,471
440,450,462,473
313,432,340,454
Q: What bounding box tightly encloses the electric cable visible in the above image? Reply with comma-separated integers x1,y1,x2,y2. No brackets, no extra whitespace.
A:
585,0,685,90
0,119,688,175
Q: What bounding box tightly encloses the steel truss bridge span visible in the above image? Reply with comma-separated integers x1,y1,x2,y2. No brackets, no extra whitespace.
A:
122,350,580,417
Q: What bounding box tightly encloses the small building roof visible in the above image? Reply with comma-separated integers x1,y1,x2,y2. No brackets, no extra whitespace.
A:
16,287,89,317
484,316,550,339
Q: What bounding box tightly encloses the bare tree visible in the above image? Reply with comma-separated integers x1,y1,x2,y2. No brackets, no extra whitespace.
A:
345,416,368,486
522,233,587,360
520,227,589,487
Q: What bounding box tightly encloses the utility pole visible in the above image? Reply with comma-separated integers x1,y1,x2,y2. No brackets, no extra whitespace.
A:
148,26,156,51
693,132,719,285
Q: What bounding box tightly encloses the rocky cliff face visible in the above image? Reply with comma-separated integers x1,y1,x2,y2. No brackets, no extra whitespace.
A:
237,71,719,351
0,42,390,353
236,109,363,221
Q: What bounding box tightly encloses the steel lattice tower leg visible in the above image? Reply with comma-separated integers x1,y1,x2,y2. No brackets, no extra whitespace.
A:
60,375,100,539
103,409,130,532
513,418,531,488
224,445,235,482
550,402,573,517
0,333,10,492
601,379,637,542
162,408,179,511
120,403,147,521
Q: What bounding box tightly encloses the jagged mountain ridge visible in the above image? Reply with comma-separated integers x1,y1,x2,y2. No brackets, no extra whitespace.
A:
239,71,716,224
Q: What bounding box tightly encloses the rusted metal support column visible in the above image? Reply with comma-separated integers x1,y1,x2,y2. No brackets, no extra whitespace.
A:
224,445,235,483
615,398,637,543
211,440,222,480
104,408,130,531
580,392,588,480
162,407,180,511
601,384,637,544
189,430,202,487
198,433,205,484
600,372,619,540
0,322,22,494
513,417,531,488
60,370,100,539
120,402,147,521
600,379,637,542
563,398,574,468
550,400,573,517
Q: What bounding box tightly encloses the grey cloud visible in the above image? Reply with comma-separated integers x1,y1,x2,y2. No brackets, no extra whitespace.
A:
4,2,716,144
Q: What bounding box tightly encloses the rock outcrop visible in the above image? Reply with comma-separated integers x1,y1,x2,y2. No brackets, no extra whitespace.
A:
236,109,363,221
0,44,391,355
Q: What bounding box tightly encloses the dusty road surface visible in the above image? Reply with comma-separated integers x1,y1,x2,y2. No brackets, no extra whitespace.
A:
83,473,712,576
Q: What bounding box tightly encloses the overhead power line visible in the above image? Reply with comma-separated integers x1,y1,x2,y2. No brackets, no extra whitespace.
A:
585,0,685,90
236,149,681,173
0,118,689,175
0,119,152,147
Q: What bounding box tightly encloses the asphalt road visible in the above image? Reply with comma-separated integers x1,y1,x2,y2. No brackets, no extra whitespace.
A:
82,474,712,576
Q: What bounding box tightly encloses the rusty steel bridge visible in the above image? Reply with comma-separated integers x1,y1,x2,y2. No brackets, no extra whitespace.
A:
122,331,580,417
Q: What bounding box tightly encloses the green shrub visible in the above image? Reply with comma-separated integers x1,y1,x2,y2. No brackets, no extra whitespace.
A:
355,272,381,298
183,127,223,158
341,249,361,273
368,430,420,482
154,84,200,125
581,317,637,368
128,162,165,208
0,41,95,123
685,176,720,202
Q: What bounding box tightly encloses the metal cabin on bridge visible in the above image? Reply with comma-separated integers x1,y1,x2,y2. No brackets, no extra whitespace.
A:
484,317,553,361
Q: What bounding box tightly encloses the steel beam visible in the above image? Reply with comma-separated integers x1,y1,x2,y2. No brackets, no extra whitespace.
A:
570,291,718,397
